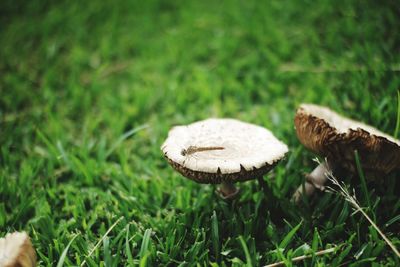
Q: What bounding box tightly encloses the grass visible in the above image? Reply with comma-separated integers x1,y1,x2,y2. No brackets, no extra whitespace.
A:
1,0,400,266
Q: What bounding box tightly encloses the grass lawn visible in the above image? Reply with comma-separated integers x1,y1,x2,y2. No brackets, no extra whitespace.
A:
1,0,400,266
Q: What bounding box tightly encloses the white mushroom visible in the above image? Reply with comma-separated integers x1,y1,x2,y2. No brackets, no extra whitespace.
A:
0,231,36,267
161,118,289,198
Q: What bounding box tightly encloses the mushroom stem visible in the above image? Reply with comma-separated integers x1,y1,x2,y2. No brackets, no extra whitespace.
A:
218,181,240,199
257,176,272,196
292,161,331,202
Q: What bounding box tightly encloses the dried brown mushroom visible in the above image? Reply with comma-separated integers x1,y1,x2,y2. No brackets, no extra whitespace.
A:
293,103,400,201
0,231,37,267
161,118,288,199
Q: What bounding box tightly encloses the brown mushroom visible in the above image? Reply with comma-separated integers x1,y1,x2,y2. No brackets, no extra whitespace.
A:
0,231,37,267
161,118,288,199
293,103,400,202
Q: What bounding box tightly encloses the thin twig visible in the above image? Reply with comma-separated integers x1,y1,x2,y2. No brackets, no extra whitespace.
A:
325,164,400,258
80,216,124,266
357,206,400,257
264,247,337,267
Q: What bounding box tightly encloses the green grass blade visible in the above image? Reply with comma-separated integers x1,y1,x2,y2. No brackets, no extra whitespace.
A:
333,244,352,265
106,124,149,158
80,217,123,266
211,210,220,262
385,214,400,227
238,236,252,267
394,90,400,138
57,141,73,168
279,221,302,249
139,252,150,267
311,228,320,251
103,236,111,266
56,234,79,267
70,155,93,184
125,225,135,266
139,229,152,260
354,150,371,210
35,129,59,158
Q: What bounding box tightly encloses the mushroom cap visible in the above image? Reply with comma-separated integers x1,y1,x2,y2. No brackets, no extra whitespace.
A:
0,231,36,267
294,103,400,177
161,118,289,184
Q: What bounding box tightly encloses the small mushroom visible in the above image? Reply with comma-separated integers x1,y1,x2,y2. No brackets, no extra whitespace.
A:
293,103,400,201
161,118,288,199
0,231,37,267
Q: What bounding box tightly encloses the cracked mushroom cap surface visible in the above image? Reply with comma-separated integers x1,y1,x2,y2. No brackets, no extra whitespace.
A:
161,118,289,184
0,232,36,267
295,103,400,177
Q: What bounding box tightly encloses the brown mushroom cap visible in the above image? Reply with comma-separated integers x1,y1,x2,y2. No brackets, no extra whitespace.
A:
161,118,288,184
295,104,400,177
0,232,36,267
165,156,280,184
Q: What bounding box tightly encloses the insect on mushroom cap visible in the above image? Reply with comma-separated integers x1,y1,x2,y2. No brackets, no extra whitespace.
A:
161,118,289,184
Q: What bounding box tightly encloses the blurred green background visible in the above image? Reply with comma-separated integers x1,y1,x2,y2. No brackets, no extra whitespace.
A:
1,0,399,266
